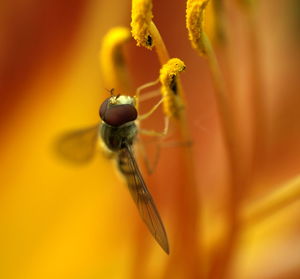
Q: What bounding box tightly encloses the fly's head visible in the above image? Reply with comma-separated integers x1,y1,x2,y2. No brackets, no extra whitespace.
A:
99,94,138,127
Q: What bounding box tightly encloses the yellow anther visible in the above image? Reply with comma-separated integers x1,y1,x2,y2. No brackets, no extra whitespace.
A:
186,0,210,55
159,58,186,118
99,26,131,91
131,0,154,49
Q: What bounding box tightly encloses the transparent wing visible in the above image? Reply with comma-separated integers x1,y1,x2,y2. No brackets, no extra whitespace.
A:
118,143,169,254
54,124,100,164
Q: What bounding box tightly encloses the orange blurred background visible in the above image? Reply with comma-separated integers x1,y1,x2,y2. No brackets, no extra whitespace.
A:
1,0,300,278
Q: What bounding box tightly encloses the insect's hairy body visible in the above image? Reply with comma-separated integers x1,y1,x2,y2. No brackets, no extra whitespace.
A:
101,122,140,179
99,96,169,253
100,121,137,152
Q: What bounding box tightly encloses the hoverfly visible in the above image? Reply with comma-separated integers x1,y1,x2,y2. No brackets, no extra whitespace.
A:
56,91,169,254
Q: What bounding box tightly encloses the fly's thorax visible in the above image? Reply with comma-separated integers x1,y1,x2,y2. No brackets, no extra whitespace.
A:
100,122,137,152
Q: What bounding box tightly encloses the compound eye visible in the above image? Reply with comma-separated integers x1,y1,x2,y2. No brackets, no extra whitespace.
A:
100,103,137,127
99,97,110,120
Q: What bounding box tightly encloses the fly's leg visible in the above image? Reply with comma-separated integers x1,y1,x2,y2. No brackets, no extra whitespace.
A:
137,117,170,175
135,78,164,116
135,78,169,133
138,98,164,121
135,79,170,174
138,133,193,175
135,79,160,103
139,116,169,137
137,139,161,175
137,83,169,136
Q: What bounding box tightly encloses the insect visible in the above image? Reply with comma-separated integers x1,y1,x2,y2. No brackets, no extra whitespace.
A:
56,91,169,254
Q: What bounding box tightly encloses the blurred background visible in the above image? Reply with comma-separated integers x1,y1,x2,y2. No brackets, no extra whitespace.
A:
1,0,300,278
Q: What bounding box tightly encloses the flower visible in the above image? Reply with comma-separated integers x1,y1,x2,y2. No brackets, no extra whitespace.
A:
1,0,300,279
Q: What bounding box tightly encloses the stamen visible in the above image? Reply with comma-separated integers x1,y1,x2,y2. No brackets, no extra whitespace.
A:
131,2,201,272
186,1,242,277
186,0,210,55
131,0,169,64
131,0,154,49
159,58,186,118
99,27,131,91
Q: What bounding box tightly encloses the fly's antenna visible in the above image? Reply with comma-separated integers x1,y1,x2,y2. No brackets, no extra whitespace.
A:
105,88,115,96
